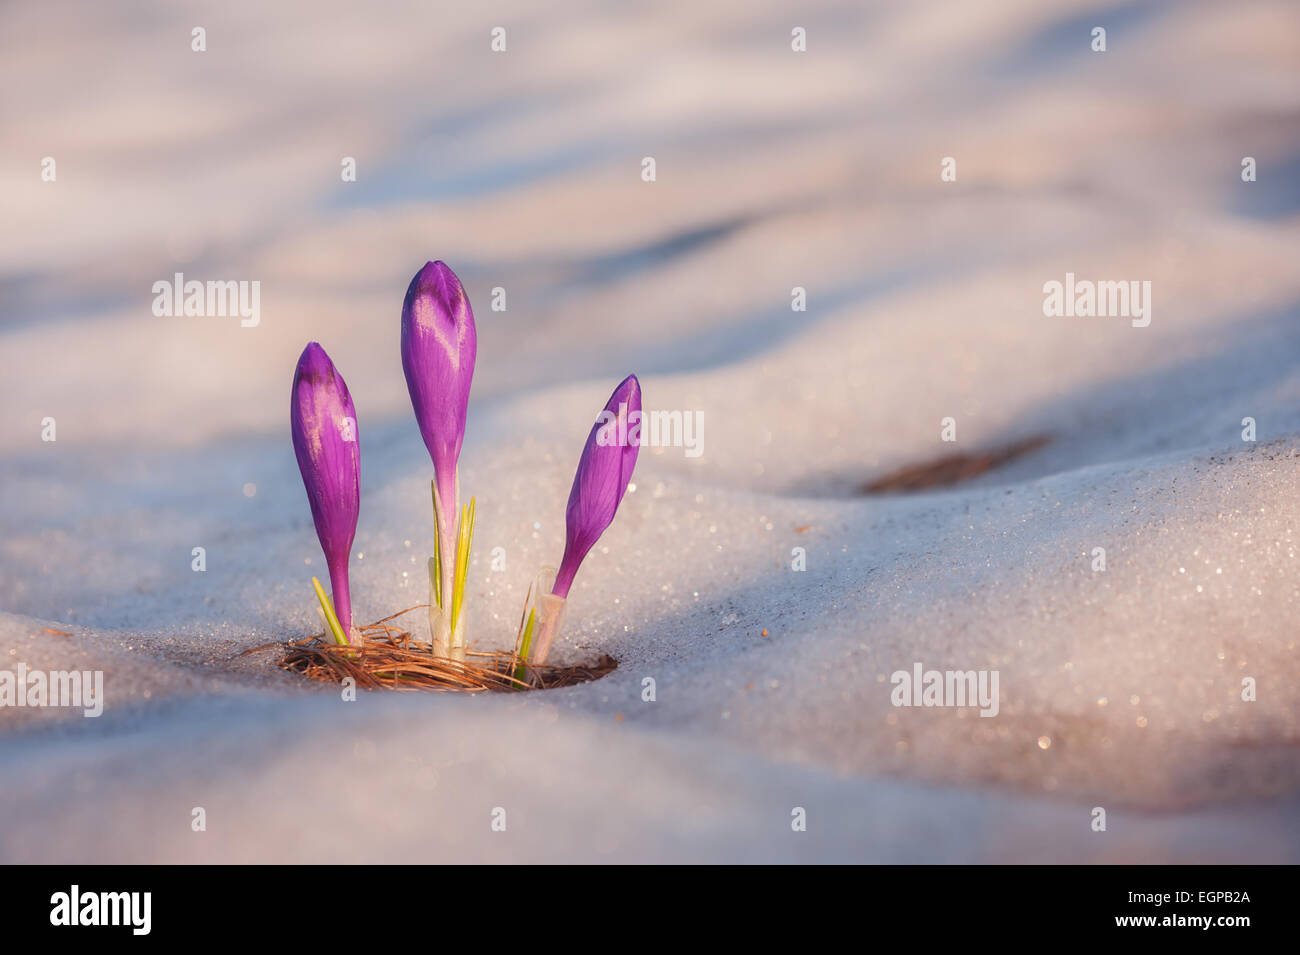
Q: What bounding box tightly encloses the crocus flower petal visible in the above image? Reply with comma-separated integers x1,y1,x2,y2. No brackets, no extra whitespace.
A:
553,374,641,598
290,342,361,635
400,260,477,512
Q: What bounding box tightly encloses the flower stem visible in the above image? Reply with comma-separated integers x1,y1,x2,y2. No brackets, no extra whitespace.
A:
430,480,443,611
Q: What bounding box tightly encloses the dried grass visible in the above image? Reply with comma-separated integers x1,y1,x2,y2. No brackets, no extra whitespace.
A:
862,434,1051,493
265,605,616,693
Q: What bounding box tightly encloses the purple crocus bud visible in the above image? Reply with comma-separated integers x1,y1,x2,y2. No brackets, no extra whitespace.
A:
553,375,641,599
290,342,361,637
400,261,477,518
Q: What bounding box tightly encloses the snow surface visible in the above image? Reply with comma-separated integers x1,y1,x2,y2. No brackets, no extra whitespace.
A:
1,0,1298,861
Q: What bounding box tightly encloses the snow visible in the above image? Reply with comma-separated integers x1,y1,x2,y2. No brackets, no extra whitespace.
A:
1,0,1299,861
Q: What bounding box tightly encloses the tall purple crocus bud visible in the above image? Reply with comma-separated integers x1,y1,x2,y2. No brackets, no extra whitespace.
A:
290,342,361,639
401,262,477,647
552,375,641,599
401,261,477,515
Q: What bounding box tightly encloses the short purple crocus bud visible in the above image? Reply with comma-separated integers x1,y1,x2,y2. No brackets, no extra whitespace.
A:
552,374,641,599
290,342,361,638
400,260,477,519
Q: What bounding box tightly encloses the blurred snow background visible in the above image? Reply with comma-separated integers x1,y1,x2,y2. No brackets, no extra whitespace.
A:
1,0,1298,861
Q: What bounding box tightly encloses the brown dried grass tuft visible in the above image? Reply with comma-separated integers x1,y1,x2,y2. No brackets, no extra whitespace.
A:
267,605,616,692
861,435,1051,493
